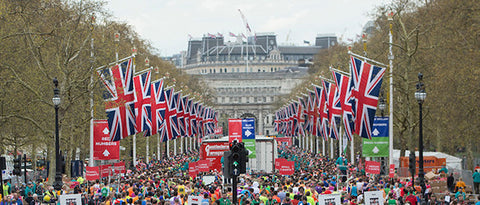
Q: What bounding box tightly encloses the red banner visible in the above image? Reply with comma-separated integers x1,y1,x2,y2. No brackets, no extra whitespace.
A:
275,158,294,175
365,161,381,175
99,164,112,178
113,162,126,174
389,164,395,178
85,166,99,181
228,119,242,143
189,162,198,178
196,160,211,173
200,141,229,172
93,120,120,160
214,127,223,135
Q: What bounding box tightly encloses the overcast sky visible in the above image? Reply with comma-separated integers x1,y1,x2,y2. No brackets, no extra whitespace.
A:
106,0,387,56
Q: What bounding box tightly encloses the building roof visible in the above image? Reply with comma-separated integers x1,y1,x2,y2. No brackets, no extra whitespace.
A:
278,46,322,55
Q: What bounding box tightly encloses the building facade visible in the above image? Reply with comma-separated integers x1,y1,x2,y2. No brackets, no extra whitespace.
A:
177,33,336,135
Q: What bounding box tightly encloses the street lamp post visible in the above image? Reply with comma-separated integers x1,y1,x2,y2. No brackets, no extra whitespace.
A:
415,73,427,198
52,78,63,191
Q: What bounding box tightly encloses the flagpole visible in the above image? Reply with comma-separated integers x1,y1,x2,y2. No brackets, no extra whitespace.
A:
89,37,95,167
146,136,149,163
174,138,177,156
330,139,333,159
157,134,160,160
388,12,395,167
339,129,342,157
322,139,325,156
351,136,354,165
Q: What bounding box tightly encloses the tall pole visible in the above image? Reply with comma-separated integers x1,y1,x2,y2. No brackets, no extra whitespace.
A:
53,78,63,191
89,37,95,167
419,101,425,197
157,134,161,160
388,12,395,168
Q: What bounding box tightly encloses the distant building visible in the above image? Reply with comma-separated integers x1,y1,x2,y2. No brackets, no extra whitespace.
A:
172,32,336,135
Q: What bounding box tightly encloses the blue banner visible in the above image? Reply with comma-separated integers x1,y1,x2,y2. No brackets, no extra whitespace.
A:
242,118,255,140
371,117,389,137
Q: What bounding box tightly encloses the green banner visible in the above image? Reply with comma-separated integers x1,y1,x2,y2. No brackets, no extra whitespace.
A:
362,137,389,157
243,139,256,158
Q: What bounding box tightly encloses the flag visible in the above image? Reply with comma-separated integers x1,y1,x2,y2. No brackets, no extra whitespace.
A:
332,71,354,141
162,88,180,142
183,97,191,137
188,34,193,39
150,79,166,136
229,32,236,37
196,104,204,137
350,56,386,139
97,58,136,141
208,33,216,39
133,71,152,137
322,80,336,139
304,91,317,135
175,92,186,137
241,33,246,39
327,79,342,140
190,102,198,136
217,32,223,37
295,97,307,137
246,23,251,33
314,85,328,140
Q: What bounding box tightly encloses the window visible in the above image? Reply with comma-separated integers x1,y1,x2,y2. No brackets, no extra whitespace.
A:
224,68,227,73
209,69,212,73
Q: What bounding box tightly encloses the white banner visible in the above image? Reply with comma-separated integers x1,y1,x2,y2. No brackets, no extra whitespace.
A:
59,194,82,205
364,191,385,205
188,195,204,205
318,194,341,205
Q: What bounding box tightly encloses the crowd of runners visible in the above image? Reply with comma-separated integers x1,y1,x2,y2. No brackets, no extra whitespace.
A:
1,145,479,205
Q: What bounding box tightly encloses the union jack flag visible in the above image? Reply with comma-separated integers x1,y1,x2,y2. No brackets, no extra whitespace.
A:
327,80,342,140
332,71,354,141
133,71,152,137
315,85,328,140
175,92,186,138
322,80,336,139
183,97,191,137
97,58,136,141
161,88,180,142
150,79,166,137
350,56,386,139
294,97,307,137
190,102,198,136
196,104,204,137
304,91,318,136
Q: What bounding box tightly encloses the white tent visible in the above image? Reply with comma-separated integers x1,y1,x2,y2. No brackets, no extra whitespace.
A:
392,149,463,170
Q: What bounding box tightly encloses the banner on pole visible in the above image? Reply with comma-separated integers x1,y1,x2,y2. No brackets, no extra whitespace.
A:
85,166,99,181
364,191,385,205
113,162,126,174
93,120,120,160
275,158,294,175
365,160,381,175
362,117,389,157
228,119,242,143
99,164,112,178
59,194,82,205
389,164,395,178
242,118,256,158
318,194,341,205
189,162,198,178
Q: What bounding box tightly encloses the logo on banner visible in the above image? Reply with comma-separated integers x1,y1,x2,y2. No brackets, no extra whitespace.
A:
93,120,120,160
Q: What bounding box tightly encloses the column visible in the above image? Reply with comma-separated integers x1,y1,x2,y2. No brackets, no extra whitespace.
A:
258,110,263,135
